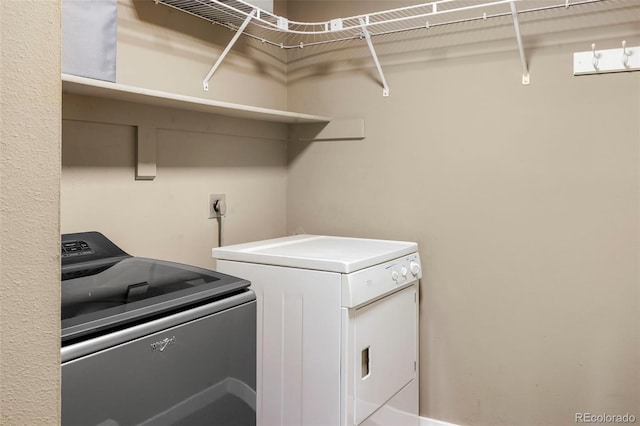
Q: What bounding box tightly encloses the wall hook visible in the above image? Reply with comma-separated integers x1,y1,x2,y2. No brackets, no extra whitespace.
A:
575,41,640,75
592,43,600,70
622,40,631,68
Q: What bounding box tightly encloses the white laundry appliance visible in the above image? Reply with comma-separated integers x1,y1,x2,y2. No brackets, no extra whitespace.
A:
212,234,422,426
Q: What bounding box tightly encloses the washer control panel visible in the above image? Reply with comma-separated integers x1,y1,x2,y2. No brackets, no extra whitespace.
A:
341,253,422,308
61,240,94,258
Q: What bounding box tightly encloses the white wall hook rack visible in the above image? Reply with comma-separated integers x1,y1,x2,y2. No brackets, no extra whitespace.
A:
574,40,640,75
156,0,608,93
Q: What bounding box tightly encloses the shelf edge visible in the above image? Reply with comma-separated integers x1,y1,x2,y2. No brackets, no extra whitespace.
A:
61,73,331,124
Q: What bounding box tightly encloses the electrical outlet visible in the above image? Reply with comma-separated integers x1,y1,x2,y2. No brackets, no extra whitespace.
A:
208,194,226,219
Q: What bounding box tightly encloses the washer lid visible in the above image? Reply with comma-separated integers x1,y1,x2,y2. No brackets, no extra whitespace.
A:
61,232,250,343
212,234,418,273
61,257,250,342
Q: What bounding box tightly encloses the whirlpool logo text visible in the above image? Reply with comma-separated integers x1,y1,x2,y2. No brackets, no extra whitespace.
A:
150,336,176,352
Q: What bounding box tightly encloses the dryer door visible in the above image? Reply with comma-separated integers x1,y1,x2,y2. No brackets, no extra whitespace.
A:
353,284,417,424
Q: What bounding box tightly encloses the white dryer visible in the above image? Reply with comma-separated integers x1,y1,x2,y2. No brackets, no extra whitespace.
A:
213,234,421,426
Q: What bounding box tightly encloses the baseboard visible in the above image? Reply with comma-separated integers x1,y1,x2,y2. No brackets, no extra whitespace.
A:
420,416,460,426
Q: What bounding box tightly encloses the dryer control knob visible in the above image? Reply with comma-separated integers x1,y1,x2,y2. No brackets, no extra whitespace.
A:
401,267,408,277
410,262,421,276
391,270,400,282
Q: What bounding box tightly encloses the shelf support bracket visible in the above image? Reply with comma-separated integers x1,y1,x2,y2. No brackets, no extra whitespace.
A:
289,118,365,142
359,18,389,97
136,125,157,180
203,8,257,91
510,1,530,85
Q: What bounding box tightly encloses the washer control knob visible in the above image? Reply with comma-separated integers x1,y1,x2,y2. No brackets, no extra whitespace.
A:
410,262,421,276
401,267,408,277
391,270,400,282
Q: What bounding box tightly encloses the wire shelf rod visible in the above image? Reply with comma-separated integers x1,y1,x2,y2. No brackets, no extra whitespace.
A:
158,0,606,49
219,0,606,49
202,8,257,90
510,1,530,84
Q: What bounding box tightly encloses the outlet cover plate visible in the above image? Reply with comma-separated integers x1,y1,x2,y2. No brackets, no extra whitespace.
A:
209,194,225,219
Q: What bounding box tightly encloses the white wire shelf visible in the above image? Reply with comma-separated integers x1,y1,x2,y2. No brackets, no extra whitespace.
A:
156,0,607,50
155,0,611,94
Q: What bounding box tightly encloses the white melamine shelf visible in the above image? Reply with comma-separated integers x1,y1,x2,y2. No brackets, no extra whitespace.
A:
61,73,331,124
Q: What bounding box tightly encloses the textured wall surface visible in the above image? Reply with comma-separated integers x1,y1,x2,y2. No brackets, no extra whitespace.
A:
0,1,61,424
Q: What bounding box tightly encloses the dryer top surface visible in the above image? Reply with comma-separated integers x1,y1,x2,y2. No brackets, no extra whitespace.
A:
212,234,418,273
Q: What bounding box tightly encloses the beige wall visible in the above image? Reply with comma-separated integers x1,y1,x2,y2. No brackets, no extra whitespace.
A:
117,0,288,109
0,1,61,424
286,1,640,425
59,0,290,422
14,0,639,423
62,0,291,267
62,99,289,268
